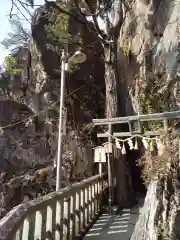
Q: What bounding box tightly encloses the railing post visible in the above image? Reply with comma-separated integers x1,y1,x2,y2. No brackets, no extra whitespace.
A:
77,191,81,233
60,200,65,240
75,192,80,236
22,218,30,240
87,185,90,223
14,226,23,240
70,194,76,239
97,180,100,211
80,189,83,230
90,184,93,220
92,184,95,216
85,187,88,226
64,197,71,240
95,182,98,214
83,188,86,228
55,201,61,240
34,209,45,240
46,202,56,239
100,176,104,210
0,174,105,240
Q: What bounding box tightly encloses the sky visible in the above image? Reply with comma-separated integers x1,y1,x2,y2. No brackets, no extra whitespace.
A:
0,0,47,64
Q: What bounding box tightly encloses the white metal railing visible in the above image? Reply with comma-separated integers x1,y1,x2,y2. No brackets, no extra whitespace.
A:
0,174,105,240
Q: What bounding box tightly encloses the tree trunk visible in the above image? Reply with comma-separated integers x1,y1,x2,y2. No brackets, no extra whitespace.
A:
82,0,134,208
114,153,134,207
104,60,118,118
104,41,134,208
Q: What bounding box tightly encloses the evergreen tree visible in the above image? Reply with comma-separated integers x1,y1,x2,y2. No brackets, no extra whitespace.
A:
1,17,29,51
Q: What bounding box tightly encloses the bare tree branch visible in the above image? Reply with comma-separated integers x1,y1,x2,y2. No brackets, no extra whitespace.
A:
10,0,14,18
74,0,109,44
9,0,31,23
74,0,106,17
73,0,95,34
16,0,33,17
10,13,31,22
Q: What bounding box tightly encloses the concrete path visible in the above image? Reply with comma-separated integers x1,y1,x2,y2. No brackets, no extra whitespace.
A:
84,195,144,240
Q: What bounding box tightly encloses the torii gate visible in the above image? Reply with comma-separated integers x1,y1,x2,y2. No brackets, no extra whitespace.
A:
92,110,180,214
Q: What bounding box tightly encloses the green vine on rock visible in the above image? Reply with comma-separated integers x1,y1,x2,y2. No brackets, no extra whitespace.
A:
4,56,23,75
45,1,83,65
138,134,179,186
137,74,170,131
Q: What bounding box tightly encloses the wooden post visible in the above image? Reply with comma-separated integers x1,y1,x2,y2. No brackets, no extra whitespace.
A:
99,163,102,177
14,227,23,240
90,184,93,220
163,119,168,133
70,195,76,239
55,201,61,240
107,124,113,214
34,209,45,240
137,119,142,133
164,119,169,150
128,121,133,134
179,138,180,167
22,218,30,240
60,200,64,240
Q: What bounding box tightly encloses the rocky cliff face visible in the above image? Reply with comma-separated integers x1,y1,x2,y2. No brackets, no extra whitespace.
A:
0,1,105,218
118,0,180,116
1,1,180,234
116,1,180,239
30,1,105,178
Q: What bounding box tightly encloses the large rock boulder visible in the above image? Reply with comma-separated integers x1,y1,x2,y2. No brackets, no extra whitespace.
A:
115,1,180,238
118,0,180,115
0,1,105,218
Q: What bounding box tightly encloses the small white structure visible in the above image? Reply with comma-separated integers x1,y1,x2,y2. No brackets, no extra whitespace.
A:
93,146,106,177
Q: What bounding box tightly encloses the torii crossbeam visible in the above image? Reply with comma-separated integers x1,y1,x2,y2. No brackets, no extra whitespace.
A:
92,110,180,214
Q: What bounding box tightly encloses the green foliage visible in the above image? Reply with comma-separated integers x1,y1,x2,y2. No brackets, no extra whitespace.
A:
45,1,82,56
1,38,20,50
137,75,170,131
45,8,71,46
1,18,29,50
138,134,179,188
122,37,131,57
4,56,23,74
